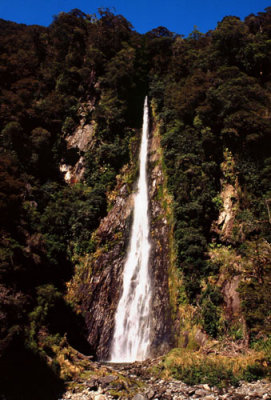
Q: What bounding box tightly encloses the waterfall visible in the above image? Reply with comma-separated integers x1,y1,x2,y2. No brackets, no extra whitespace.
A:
109,97,152,362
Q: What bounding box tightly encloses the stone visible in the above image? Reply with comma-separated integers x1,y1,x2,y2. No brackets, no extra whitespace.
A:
146,390,155,399
99,375,117,386
132,395,146,400
67,120,95,152
60,361,271,400
195,388,209,396
86,378,99,391
195,329,208,347
93,395,106,400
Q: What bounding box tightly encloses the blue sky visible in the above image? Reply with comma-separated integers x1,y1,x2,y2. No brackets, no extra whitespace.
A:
0,0,270,36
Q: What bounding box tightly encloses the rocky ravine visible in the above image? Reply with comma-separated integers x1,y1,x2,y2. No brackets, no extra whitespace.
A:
61,360,271,400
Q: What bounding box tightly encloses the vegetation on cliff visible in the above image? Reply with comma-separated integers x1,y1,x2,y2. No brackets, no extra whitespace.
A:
0,5,271,398
148,8,271,383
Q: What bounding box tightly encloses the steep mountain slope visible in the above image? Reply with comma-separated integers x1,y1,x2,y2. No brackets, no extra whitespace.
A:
0,6,271,399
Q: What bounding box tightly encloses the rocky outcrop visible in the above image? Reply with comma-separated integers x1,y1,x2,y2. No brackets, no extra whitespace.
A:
212,149,239,242
221,275,241,318
66,120,95,153
70,107,173,360
60,156,85,184
215,182,239,241
75,174,134,360
60,101,96,184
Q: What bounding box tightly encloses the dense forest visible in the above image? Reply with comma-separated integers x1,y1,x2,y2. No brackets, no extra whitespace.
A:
0,6,271,399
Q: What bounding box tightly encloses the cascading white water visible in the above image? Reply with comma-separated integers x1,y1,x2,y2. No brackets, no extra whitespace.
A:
109,97,152,363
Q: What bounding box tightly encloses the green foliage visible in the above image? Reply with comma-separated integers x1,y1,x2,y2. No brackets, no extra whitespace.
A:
1,121,23,152
160,348,269,387
228,322,244,341
237,240,271,337
252,336,271,367
0,9,141,375
242,363,266,382
39,183,108,260
28,285,61,350
200,284,223,337
171,358,267,386
158,119,220,301
172,360,239,387
212,195,223,211
212,16,249,65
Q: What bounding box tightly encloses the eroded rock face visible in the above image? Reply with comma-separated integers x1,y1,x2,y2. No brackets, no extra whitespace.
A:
66,120,95,153
212,149,239,242
60,101,96,184
215,182,239,240
75,117,173,360
60,156,85,184
222,275,241,318
79,179,134,360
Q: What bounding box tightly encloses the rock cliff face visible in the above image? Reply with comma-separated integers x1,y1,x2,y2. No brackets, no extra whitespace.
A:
69,109,173,360
81,176,134,359
212,149,239,242
60,101,96,184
